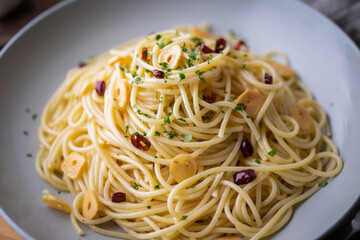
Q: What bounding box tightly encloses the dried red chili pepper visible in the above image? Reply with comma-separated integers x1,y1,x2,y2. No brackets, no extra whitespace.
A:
264,73,273,85
199,43,214,53
234,40,248,50
205,95,216,103
78,61,87,68
131,132,151,151
233,169,256,185
153,69,165,79
95,80,106,96
142,47,148,61
240,138,254,158
112,192,126,203
215,38,227,53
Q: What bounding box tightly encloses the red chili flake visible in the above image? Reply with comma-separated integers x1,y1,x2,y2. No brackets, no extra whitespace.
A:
233,169,256,185
142,47,148,61
78,61,87,68
205,95,216,103
264,73,273,84
95,80,106,96
153,69,165,79
131,132,151,151
199,43,214,53
240,138,254,158
234,40,247,50
112,192,126,203
215,38,227,53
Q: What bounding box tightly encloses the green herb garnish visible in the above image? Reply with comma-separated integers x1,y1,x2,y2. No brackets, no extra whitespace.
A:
184,134,192,142
234,103,246,112
268,149,277,157
179,73,185,82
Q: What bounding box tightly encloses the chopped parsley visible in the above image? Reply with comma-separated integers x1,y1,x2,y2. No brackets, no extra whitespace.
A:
159,62,168,70
221,110,225,114
242,64,246,69
154,110,158,114
268,149,277,157
234,103,246,112
191,37,204,47
147,205,151,209
320,182,328,188
26,153,32,158
179,73,185,82
189,49,198,60
23,130,28,135
131,72,137,78
136,109,150,118
145,69,151,73
131,183,139,190
131,132,140,136
155,34,161,40
32,114,38,120
184,134,192,142
208,216,212,220
163,130,177,138
119,66,125,71
181,215,188,220
166,40,173,46
154,185,160,190
125,125,129,133
133,77,143,84
177,118,186,122
191,185,196,188
195,70,205,83
182,43,187,52
155,131,161,136
156,38,165,49
164,111,172,124
255,159,261,164
186,58,193,67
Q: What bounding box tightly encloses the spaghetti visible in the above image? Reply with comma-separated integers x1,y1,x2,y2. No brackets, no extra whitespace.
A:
36,25,343,240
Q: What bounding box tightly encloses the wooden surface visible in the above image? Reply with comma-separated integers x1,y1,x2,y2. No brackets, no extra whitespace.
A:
0,0,359,239
0,216,23,240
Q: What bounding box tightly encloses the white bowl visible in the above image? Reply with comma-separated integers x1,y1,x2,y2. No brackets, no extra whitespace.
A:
1,0,360,239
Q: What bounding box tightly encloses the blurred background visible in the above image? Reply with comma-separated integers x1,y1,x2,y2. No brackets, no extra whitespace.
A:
0,0,359,239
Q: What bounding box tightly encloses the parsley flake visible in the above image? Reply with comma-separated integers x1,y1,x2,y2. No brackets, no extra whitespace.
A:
320,182,328,188
234,103,246,112
255,159,261,164
131,183,139,190
177,118,186,122
195,70,205,83
184,134,192,142
154,185,160,190
191,37,204,47
179,73,185,82
268,149,277,157
181,215,188,220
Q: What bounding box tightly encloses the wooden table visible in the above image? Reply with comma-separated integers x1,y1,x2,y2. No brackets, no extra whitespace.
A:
0,0,359,239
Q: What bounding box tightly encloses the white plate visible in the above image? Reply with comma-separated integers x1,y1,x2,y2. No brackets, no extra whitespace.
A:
1,0,360,239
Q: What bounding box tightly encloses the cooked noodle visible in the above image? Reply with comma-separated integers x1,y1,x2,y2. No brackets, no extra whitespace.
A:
36,25,343,240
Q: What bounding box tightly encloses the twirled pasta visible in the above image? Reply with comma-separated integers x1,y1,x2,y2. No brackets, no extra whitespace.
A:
36,25,342,240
